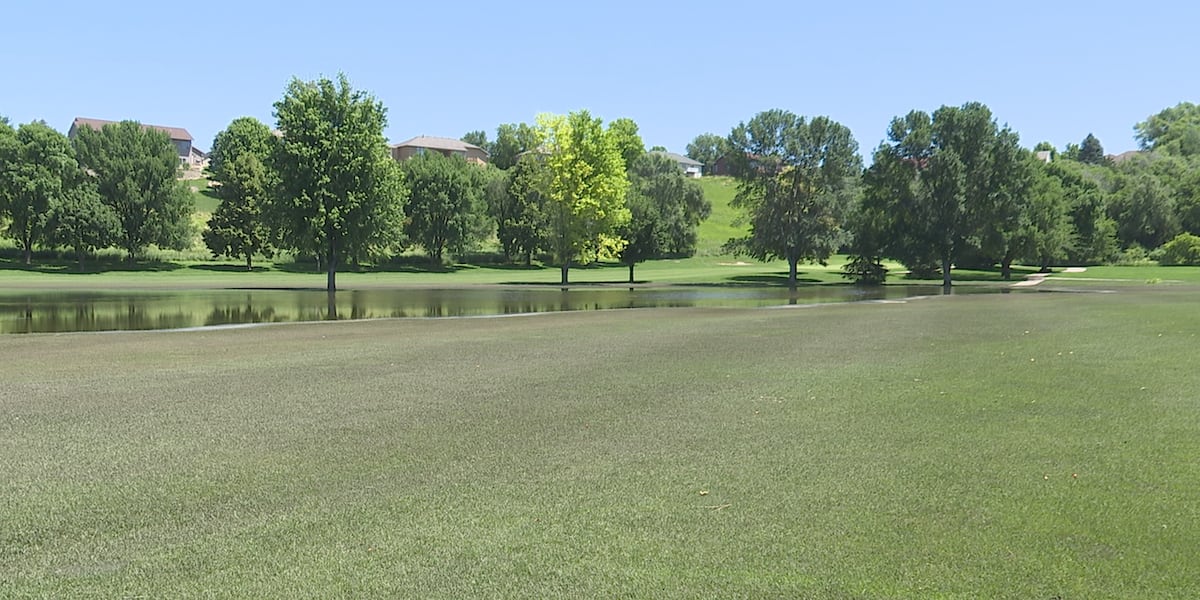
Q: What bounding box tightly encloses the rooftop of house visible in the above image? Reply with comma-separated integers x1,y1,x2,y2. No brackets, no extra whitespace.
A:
392,135,487,155
70,117,193,142
652,150,703,166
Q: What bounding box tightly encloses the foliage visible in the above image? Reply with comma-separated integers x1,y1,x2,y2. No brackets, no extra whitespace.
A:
489,122,540,170
460,130,488,151
606,117,645,170
1135,102,1200,156
686,132,728,168
71,120,194,260
44,182,119,270
618,152,711,281
1158,232,1200,266
493,155,548,264
204,117,276,270
399,151,489,264
1078,133,1107,165
0,121,79,263
1021,160,1075,269
534,110,631,284
1108,172,1179,250
269,73,407,291
724,110,861,286
857,103,1032,285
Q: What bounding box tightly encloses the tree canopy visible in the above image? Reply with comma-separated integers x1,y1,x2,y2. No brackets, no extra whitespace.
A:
400,152,489,265
618,151,711,282
72,120,193,260
686,133,728,168
725,109,861,286
269,74,406,291
204,117,276,270
534,110,631,284
1135,102,1200,156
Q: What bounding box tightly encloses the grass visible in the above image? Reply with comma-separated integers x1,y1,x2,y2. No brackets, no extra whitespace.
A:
695,176,746,255
2,289,1198,597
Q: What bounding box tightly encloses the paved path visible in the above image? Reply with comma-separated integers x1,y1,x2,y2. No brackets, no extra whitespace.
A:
1011,267,1087,287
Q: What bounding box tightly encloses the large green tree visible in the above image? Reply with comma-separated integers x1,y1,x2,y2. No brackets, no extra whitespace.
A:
269,74,406,291
534,110,631,284
1078,133,1107,165
1135,102,1200,156
204,117,276,270
0,121,82,263
72,120,193,260
45,182,118,271
493,154,548,264
858,103,1032,286
686,133,728,169
617,152,711,282
400,151,489,265
606,118,645,170
489,122,540,170
725,110,861,287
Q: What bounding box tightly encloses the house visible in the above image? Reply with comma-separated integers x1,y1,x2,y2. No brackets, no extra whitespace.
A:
1035,150,1052,163
709,154,733,176
69,117,197,164
391,136,488,165
651,150,703,178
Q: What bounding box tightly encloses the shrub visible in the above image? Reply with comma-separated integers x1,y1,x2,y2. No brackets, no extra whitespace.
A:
1158,233,1200,266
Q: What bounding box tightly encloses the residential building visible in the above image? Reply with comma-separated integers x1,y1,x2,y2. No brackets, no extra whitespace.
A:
391,136,488,165
651,150,703,178
69,117,196,164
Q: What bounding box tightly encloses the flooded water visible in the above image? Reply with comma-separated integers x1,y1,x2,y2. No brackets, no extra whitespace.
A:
0,285,973,334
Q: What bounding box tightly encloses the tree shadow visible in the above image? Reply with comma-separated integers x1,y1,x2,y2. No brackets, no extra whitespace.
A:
0,255,184,273
187,263,272,273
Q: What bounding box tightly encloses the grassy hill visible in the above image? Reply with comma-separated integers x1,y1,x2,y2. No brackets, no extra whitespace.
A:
694,176,746,256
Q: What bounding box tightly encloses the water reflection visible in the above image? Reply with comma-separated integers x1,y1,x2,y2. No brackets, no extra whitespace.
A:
0,285,976,334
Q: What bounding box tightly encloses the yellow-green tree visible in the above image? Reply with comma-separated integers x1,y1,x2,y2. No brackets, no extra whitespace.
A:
535,111,630,284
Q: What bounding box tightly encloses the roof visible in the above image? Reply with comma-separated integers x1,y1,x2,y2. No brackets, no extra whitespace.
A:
652,150,703,166
392,136,487,155
1107,150,1141,163
71,117,193,142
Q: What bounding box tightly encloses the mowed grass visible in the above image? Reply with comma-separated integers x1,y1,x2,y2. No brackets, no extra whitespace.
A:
694,176,746,256
2,289,1199,597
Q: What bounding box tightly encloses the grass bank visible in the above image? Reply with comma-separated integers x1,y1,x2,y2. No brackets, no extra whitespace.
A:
2,289,1198,597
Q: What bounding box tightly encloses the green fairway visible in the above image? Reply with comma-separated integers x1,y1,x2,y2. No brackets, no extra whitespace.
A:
3,289,1198,597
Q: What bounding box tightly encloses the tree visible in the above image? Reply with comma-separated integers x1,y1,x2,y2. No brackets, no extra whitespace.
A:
1135,102,1200,156
1109,173,1178,250
269,74,407,292
0,121,83,263
461,130,489,152
1079,133,1107,165
724,110,861,287
860,103,1031,287
617,152,711,282
534,110,631,284
45,182,118,270
686,133,728,169
400,151,489,265
490,122,540,170
204,117,276,270
606,118,645,170
493,154,548,264
72,120,193,260
1022,161,1075,270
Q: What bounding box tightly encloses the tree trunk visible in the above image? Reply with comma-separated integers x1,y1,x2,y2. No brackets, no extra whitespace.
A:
326,245,338,293
941,255,953,291
1000,256,1013,280
246,254,253,272
77,249,85,273
628,263,635,284
23,244,31,265
326,290,338,320
560,262,569,285
787,256,799,289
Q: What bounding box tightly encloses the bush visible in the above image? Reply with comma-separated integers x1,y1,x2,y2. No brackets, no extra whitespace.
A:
841,255,888,284
1158,233,1200,266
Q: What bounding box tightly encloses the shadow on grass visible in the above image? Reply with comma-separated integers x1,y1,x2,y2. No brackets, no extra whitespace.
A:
900,265,1042,283
0,256,184,274
187,264,272,273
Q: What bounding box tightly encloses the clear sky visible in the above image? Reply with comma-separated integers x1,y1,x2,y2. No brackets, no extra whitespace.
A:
3,1,1198,158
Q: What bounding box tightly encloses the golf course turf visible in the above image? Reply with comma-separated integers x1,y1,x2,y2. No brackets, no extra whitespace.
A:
2,286,1198,597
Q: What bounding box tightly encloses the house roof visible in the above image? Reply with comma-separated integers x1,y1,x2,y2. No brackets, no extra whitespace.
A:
393,135,487,155
71,117,193,142
1107,150,1141,163
652,150,703,166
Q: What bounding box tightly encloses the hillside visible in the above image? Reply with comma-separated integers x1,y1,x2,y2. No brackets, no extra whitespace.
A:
694,176,746,256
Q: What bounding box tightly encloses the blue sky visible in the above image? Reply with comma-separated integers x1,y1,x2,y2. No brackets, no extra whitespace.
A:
3,1,1198,157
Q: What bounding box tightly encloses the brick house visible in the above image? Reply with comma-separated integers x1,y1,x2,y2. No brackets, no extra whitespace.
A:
391,136,488,165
